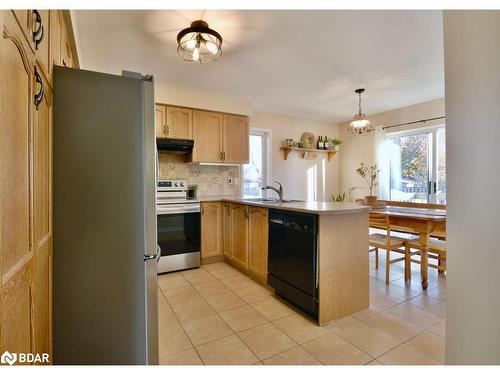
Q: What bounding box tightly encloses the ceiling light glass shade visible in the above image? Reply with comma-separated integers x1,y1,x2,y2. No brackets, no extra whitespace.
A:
347,88,374,135
177,20,222,63
348,113,374,135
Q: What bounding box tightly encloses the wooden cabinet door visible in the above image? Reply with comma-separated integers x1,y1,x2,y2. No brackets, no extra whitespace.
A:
12,10,31,46
231,204,249,268
60,21,73,68
222,114,249,163
49,10,61,77
35,10,50,82
248,207,269,281
0,10,37,355
166,106,193,139
155,104,167,138
222,203,232,258
192,110,223,162
201,202,223,259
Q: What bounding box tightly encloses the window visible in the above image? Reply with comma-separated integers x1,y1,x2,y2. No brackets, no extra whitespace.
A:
243,130,269,197
384,126,446,204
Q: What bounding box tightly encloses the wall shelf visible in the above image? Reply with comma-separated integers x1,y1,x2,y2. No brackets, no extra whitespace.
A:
280,147,337,162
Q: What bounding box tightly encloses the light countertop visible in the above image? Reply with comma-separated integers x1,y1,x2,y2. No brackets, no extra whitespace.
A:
198,195,370,216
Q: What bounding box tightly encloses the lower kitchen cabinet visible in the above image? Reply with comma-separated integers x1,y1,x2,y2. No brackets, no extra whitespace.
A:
248,207,269,282
222,203,232,258
230,204,249,269
201,202,223,261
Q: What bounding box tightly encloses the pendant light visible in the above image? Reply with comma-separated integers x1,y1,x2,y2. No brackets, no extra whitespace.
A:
348,88,374,135
177,20,222,63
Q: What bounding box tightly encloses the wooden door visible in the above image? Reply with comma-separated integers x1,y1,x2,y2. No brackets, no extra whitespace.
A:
201,202,223,260
192,110,223,162
231,204,249,269
155,104,167,138
222,114,249,163
248,207,268,281
166,106,192,139
0,10,37,357
222,203,232,258
49,10,61,78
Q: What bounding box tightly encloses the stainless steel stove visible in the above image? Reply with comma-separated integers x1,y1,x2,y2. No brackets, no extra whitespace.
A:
156,179,201,273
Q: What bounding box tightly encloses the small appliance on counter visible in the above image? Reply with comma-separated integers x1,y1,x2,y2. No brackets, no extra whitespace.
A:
156,179,201,273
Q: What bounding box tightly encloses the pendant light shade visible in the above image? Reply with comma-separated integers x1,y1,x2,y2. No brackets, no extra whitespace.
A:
177,20,222,63
348,88,374,135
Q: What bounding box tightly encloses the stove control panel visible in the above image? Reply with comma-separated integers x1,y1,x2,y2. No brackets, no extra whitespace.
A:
157,179,188,191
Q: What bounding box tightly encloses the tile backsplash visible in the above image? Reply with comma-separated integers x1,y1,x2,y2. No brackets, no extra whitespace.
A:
158,153,241,196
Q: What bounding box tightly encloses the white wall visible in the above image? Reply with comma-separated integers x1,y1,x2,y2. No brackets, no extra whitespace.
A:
251,111,340,202
443,10,500,364
155,82,253,116
338,98,445,201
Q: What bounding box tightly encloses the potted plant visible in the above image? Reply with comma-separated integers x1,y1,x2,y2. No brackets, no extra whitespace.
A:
187,184,198,199
332,192,346,202
355,162,380,206
331,138,342,151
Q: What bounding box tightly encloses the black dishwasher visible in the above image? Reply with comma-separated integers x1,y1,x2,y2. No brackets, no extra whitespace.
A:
268,209,318,318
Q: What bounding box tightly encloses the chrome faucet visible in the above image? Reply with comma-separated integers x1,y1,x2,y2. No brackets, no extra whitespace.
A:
261,181,284,201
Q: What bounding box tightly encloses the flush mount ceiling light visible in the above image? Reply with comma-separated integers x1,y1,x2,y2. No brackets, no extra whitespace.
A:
348,88,374,135
177,20,222,63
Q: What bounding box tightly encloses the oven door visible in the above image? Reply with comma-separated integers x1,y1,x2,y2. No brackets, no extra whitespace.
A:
157,206,201,258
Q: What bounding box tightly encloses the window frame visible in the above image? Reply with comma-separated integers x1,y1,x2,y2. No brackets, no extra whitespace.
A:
241,128,271,197
385,124,445,204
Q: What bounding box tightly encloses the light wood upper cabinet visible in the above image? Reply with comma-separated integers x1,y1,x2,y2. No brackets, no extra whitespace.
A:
222,203,232,258
60,19,73,68
223,114,249,164
35,10,50,81
166,105,193,140
231,204,249,268
49,10,61,77
248,207,269,281
192,110,223,162
155,104,167,138
201,202,223,259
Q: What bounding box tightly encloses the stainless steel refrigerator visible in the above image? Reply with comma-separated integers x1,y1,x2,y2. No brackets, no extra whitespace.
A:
53,67,159,364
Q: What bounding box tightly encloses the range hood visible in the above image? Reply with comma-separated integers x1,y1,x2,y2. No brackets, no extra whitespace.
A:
156,138,194,154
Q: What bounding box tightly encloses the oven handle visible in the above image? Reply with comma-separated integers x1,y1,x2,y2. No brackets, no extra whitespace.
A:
157,205,201,215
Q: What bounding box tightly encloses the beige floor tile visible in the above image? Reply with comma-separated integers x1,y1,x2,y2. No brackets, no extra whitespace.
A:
370,280,422,302
207,267,242,280
409,295,447,317
158,303,179,328
370,268,404,283
351,307,382,321
302,332,373,365
171,297,216,323
196,335,259,365
263,346,321,365
182,314,233,346
369,289,402,310
428,319,446,337
193,280,231,297
201,262,230,272
362,311,423,342
424,286,446,302
158,273,190,291
251,297,296,321
404,331,445,363
220,274,258,290
238,322,296,360
204,291,247,312
158,322,192,357
367,359,383,365
325,316,359,330
387,301,442,329
163,285,201,306
219,305,268,332
378,342,441,365
273,314,329,344
159,348,202,365
181,268,217,285
234,284,274,304
330,319,400,357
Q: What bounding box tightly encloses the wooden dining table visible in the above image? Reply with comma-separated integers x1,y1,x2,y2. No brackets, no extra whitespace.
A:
370,206,446,290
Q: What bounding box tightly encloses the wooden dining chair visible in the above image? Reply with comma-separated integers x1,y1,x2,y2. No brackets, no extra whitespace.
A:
405,236,447,275
369,212,411,284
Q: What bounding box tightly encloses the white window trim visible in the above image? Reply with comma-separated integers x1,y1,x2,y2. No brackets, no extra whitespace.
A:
241,128,272,196
385,124,445,203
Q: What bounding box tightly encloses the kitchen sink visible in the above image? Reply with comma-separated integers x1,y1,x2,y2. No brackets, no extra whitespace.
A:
242,198,304,204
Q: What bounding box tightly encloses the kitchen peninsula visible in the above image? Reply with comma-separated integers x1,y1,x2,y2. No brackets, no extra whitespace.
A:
199,197,370,326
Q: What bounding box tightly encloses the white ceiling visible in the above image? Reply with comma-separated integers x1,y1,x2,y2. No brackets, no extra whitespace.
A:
73,10,444,122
